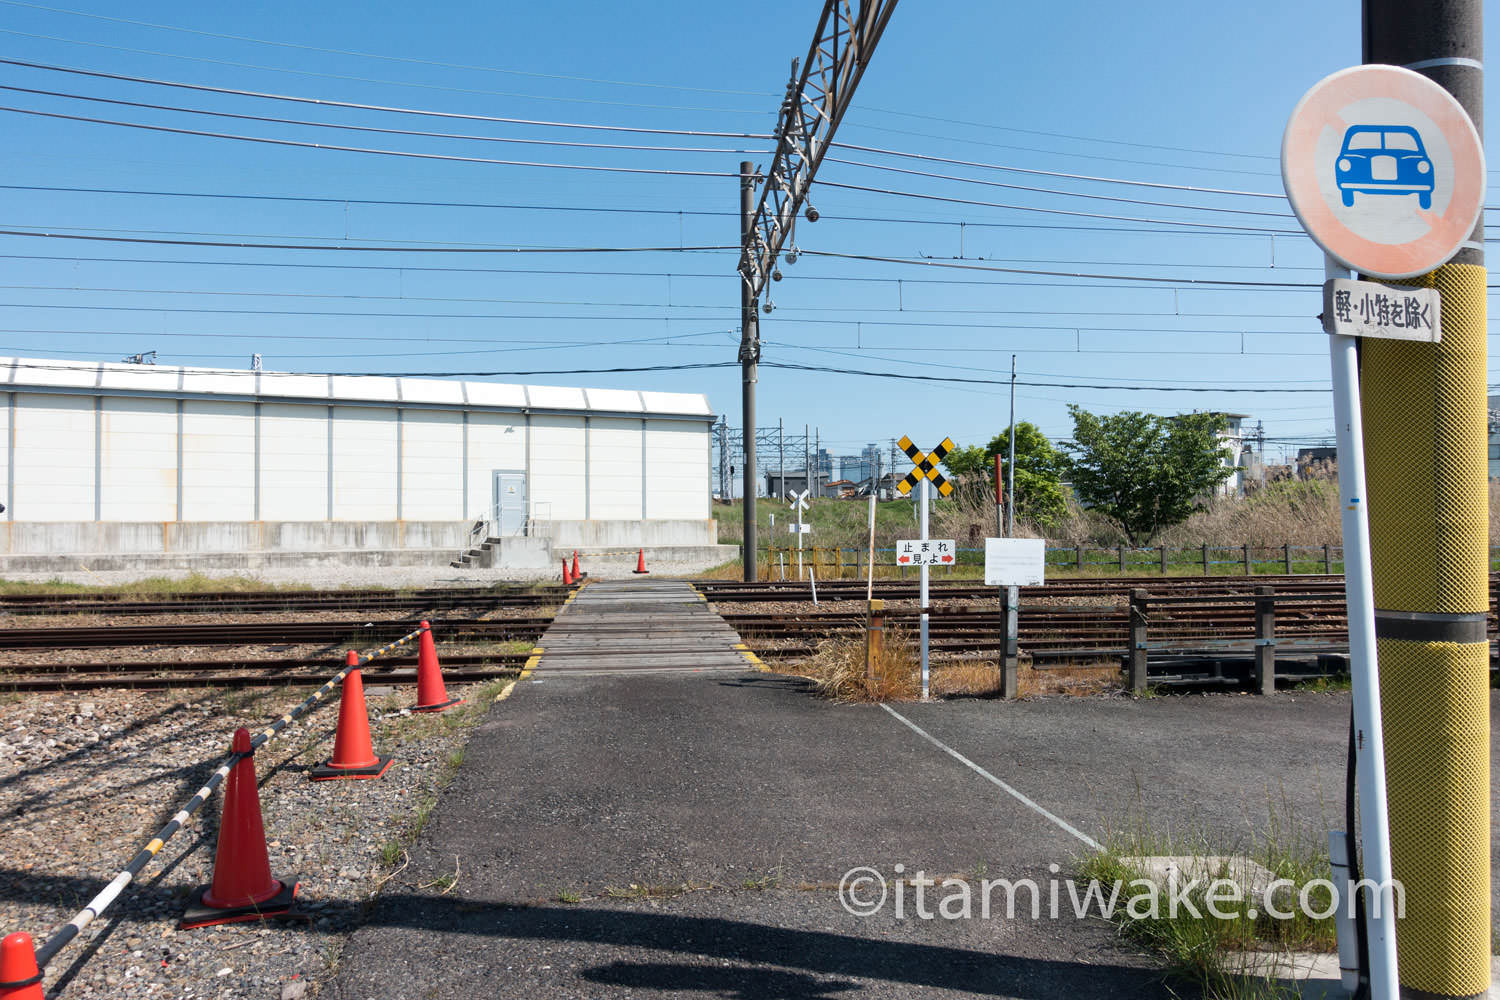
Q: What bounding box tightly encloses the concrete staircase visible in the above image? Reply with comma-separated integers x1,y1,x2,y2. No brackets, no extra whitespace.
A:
449,536,500,569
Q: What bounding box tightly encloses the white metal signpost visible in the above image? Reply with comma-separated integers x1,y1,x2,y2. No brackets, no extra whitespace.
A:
895,435,954,700
1283,64,1486,1000
985,538,1046,697
983,538,1046,587
787,489,810,578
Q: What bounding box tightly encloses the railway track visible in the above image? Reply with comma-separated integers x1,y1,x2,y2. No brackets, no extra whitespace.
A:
0,617,548,649
0,652,530,691
0,585,572,617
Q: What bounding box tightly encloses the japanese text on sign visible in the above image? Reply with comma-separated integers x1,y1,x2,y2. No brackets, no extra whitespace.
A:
896,539,956,566
1322,278,1441,342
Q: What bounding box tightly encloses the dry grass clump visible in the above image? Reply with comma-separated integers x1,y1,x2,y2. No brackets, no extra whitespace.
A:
794,626,921,702
1018,661,1122,697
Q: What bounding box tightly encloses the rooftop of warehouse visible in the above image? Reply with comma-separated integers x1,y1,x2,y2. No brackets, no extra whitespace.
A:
0,356,713,418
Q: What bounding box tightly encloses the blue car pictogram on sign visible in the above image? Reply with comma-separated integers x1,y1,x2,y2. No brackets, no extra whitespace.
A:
1335,125,1435,210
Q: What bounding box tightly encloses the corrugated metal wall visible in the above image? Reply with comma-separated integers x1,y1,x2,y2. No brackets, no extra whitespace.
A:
1,392,708,524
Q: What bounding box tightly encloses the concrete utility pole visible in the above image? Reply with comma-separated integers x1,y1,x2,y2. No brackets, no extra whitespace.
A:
739,161,760,580
1007,353,1017,538
1362,3,1489,997
778,418,785,500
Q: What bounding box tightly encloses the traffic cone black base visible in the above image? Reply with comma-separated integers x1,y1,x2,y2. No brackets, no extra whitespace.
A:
310,755,393,781
179,878,301,930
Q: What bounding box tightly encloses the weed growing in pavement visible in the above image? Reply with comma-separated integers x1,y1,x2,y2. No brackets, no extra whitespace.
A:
1290,676,1352,693
378,841,402,868
555,889,582,904
1078,802,1338,1000
791,626,921,702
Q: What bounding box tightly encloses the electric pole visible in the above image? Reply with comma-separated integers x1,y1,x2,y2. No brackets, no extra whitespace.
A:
1006,353,1017,538
739,161,760,580
1362,3,1489,997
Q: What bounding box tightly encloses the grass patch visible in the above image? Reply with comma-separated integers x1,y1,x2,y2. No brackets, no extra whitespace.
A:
788,626,921,702
0,572,320,596
1077,805,1338,999
1290,676,1352,693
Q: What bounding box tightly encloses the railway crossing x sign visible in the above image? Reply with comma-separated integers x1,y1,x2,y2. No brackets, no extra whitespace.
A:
896,435,955,498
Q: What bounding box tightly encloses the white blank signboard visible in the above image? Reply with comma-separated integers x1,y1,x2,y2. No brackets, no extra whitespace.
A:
985,538,1046,586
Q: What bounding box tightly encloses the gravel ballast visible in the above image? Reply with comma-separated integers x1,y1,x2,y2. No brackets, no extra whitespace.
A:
0,677,513,999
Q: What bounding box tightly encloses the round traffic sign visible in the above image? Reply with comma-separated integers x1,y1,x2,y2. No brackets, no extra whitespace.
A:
1281,64,1484,279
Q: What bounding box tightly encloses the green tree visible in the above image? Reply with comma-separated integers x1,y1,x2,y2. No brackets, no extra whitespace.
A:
1060,406,1233,543
985,423,1067,526
940,443,991,481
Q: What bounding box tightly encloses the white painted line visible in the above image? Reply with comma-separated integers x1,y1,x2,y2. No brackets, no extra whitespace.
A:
879,703,1102,851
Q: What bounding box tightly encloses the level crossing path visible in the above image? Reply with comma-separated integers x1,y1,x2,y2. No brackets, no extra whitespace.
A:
534,578,752,673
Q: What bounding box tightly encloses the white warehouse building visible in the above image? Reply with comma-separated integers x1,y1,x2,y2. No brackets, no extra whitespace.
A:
0,356,728,573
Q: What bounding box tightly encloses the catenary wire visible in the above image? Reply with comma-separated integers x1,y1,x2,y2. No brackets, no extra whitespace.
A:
0,83,768,154
0,0,775,98
0,105,746,176
0,228,738,253
0,30,773,115
817,180,1303,235
825,156,1297,218
0,57,773,137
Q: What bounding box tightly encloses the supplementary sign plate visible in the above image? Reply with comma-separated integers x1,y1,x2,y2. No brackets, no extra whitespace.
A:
1282,64,1484,278
789,523,811,534
1322,278,1440,341
896,539,955,566
984,538,1046,587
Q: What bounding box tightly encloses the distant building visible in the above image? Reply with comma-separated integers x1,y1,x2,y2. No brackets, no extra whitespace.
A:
1210,412,1251,496
1296,447,1338,479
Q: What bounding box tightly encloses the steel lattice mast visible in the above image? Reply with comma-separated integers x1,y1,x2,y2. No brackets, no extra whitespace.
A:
738,0,900,580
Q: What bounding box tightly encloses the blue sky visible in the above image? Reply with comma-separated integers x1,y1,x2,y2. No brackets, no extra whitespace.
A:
0,0,1495,476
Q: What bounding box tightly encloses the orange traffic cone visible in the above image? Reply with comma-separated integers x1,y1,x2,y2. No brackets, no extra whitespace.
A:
632,548,649,574
571,550,581,581
561,558,573,585
180,728,299,929
0,931,44,1000
413,620,463,713
311,653,392,780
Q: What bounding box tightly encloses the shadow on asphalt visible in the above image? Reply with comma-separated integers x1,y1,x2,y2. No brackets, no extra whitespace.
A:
350,894,1175,999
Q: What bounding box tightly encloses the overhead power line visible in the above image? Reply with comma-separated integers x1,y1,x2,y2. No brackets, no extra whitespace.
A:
0,104,744,176
0,83,767,154
0,57,773,137
818,179,1302,235
0,357,1337,391
0,228,738,252
799,249,1315,288
0,0,776,98
0,182,1312,238
0,252,1346,291
0,29,772,115
825,156,1296,219
829,140,1288,199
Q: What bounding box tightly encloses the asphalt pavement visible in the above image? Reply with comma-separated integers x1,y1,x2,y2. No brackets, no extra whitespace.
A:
330,662,1500,999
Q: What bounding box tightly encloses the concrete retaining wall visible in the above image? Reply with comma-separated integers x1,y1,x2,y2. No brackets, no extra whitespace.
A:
0,520,476,554
532,519,717,549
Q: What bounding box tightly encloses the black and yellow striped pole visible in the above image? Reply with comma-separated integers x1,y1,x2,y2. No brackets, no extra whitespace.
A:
1364,3,1491,997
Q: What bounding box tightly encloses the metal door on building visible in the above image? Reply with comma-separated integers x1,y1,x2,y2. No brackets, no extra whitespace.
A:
492,470,527,535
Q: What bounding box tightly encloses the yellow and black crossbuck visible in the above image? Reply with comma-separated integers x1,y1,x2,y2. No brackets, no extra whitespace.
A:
896,435,955,498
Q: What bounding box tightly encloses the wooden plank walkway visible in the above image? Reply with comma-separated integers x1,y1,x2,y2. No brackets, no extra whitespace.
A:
534,578,754,673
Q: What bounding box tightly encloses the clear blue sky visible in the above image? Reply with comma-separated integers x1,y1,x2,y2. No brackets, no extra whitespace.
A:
1,0,1495,475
